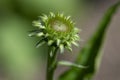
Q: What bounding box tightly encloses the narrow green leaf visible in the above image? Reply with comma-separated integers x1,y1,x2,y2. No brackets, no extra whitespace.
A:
59,2,120,80
58,61,87,69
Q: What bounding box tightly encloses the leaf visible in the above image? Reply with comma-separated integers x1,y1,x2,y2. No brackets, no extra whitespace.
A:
59,2,120,80
58,61,87,69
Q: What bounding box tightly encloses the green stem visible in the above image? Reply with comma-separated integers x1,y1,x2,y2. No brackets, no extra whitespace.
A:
47,46,58,80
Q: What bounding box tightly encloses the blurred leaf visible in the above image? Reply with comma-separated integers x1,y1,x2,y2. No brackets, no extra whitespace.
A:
59,2,120,80
58,61,87,69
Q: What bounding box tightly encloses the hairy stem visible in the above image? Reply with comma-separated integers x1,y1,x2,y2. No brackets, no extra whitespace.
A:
46,46,58,80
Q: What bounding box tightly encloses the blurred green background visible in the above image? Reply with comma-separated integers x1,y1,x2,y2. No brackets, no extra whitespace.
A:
0,0,120,80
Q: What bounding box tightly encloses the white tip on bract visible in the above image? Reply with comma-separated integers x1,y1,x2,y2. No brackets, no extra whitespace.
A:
50,12,55,17
66,46,72,52
72,41,78,46
60,13,64,17
41,14,48,22
48,40,54,46
39,25,45,29
37,32,44,37
60,44,64,53
36,41,45,48
32,21,41,27
50,50,53,57
28,33,34,37
66,16,71,20
57,39,61,46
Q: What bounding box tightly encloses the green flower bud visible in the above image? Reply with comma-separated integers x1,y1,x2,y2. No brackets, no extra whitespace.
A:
29,12,80,53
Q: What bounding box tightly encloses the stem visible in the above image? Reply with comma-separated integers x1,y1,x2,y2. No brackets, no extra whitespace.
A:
46,46,58,80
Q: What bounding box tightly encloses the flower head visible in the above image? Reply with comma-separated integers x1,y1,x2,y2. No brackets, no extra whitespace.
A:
29,12,80,53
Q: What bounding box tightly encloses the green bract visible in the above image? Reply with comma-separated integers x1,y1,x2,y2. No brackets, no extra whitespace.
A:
29,12,80,53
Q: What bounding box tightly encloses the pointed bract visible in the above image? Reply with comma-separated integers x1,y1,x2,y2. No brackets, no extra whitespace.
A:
37,32,44,37
48,40,54,46
60,44,64,53
36,40,45,48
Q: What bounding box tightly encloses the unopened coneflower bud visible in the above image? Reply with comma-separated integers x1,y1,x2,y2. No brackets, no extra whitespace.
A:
29,12,80,53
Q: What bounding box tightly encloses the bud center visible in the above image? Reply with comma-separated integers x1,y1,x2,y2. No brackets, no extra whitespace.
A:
52,21,67,32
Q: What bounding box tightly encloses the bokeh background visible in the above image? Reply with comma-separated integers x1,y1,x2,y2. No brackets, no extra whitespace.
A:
0,0,120,80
